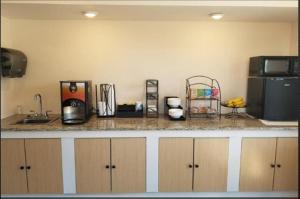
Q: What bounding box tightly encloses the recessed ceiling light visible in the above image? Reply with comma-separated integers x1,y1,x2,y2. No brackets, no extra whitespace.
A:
209,13,224,20
83,11,98,18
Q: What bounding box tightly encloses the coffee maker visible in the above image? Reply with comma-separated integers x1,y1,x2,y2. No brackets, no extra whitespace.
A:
60,80,93,124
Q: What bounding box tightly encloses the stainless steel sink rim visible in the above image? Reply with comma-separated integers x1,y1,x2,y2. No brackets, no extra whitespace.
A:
14,116,59,124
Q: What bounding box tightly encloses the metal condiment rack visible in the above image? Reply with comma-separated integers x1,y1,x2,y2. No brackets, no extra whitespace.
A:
186,75,221,118
95,84,116,117
146,79,159,118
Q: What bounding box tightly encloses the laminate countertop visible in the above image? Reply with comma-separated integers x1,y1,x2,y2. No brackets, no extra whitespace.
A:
1,114,298,131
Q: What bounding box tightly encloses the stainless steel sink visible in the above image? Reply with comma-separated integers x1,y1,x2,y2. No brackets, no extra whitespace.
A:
14,93,59,125
15,116,59,124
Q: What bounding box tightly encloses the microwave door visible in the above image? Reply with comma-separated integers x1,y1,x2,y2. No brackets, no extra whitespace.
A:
263,78,299,121
264,59,289,75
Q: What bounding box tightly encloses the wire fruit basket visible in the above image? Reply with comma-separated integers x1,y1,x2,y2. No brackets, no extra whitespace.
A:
221,102,247,119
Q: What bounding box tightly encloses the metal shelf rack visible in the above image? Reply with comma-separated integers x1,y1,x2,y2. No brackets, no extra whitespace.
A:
186,75,221,118
146,79,159,118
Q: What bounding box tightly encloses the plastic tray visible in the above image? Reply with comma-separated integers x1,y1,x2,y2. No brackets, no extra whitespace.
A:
116,110,143,118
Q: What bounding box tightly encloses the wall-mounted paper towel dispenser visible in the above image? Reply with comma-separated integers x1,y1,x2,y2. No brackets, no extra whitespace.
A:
1,48,27,78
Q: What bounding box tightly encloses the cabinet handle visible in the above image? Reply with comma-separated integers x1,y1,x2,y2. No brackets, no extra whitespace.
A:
26,166,31,170
112,165,116,169
20,166,25,170
188,164,193,168
277,164,281,168
105,165,110,169
270,164,275,168
194,164,199,168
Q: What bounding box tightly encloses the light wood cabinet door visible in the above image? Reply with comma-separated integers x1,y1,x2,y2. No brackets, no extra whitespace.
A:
1,139,28,194
25,139,63,193
193,138,229,192
159,138,194,192
239,138,277,192
75,139,111,193
273,138,298,191
111,138,146,193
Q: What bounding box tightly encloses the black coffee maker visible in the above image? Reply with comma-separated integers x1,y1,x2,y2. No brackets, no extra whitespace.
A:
60,81,93,124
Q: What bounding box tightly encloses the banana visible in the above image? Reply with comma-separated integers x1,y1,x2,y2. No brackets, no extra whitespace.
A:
228,98,242,104
234,97,243,101
232,97,243,103
233,101,244,105
226,97,245,107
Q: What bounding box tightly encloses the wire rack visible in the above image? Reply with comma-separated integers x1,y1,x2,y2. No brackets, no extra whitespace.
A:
186,75,221,118
95,84,116,117
146,79,159,118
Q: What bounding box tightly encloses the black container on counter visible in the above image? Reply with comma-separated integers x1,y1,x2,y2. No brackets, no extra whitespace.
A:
116,104,143,118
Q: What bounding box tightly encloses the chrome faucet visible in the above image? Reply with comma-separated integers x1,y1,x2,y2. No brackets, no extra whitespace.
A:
28,94,51,119
34,93,43,116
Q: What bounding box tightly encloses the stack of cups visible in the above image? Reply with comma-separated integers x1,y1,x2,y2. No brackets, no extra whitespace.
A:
97,101,107,116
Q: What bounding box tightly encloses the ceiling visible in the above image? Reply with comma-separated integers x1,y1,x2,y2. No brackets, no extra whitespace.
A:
1,1,298,22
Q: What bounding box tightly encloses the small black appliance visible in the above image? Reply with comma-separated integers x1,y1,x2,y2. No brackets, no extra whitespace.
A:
247,56,300,121
249,56,299,77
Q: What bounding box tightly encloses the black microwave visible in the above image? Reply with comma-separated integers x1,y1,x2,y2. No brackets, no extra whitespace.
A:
249,56,299,76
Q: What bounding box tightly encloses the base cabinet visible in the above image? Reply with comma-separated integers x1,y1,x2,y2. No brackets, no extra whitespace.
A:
111,138,146,192
1,139,63,194
159,138,194,192
159,138,229,192
273,138,298,191
240,138,298,192
75,138,146,193
193,138,229,192
1,139,28,194
1,135,298,195
75,139,111,193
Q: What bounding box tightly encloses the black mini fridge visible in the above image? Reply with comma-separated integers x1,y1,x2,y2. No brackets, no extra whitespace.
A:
247,76,299,121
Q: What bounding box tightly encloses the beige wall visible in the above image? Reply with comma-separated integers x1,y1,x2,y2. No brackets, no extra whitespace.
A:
290,22,298,55
0,19,297,117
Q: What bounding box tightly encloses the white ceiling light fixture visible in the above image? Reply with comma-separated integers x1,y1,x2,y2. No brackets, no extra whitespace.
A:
209,13,224,20
83,11,98,18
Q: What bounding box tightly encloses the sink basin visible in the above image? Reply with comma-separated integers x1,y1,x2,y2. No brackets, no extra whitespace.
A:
15,117,58,124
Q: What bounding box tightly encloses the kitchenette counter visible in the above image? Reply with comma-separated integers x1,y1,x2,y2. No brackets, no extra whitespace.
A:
1,114,298,197
1,114,298,132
